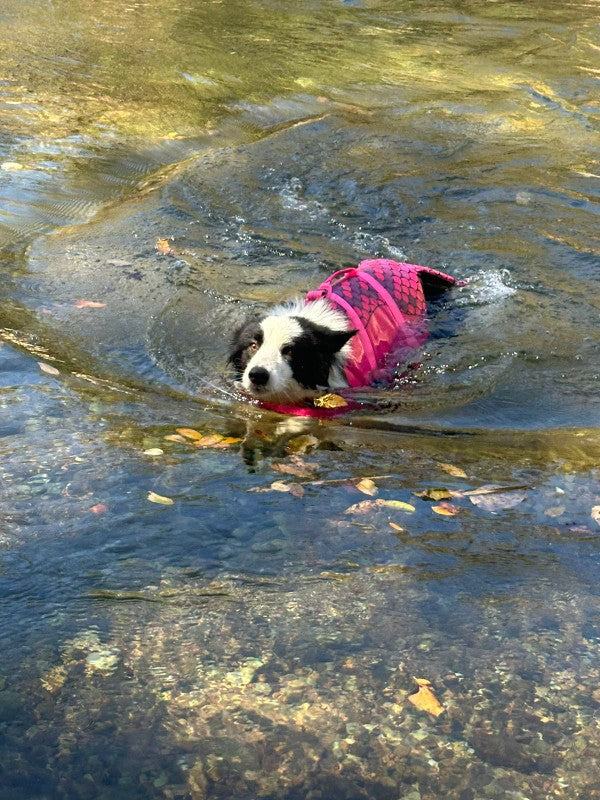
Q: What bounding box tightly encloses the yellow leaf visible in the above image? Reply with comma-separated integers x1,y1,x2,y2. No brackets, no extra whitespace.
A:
389,522,405,531
176,428,204,441
355,478,378,496
156,237,174,255
313,393,348,408
413,677,433,686
164,434,188,443
193,434,224,447
378,499,416,512
408,677,445,717
437,462,467,478
414,487,453,501
147,491,174,505
432,502,460,516
143,448,164,456
216,437,243,446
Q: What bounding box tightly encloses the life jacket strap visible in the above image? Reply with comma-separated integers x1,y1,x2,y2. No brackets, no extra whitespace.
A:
306,267,379,376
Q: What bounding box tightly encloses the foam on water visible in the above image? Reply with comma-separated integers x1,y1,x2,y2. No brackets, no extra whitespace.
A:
457,268,517,306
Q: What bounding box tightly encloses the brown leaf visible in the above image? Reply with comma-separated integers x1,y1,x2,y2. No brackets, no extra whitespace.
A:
73,300,106,308
290,456,319,472
38,361,60,376
313,393,348,408
251,481,305,497
432,502,461,516
414,487,453,501
388,522,405,532
272,462,316,479
437,462,467,478
175,428,204,441
354,478,378,496
544,505,566,518
156,237,174,255
89,503,108,515
345,498,416,514
345,499,381,515
408,677,445,717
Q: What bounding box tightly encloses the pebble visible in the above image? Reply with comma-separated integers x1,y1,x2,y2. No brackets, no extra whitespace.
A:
85,650,119,673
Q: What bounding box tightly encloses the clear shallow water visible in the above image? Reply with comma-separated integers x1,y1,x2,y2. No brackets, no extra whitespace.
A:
1,1,599,798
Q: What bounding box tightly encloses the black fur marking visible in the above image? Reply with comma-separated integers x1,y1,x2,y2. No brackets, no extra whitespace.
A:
228,318,263,376
289,318,356,390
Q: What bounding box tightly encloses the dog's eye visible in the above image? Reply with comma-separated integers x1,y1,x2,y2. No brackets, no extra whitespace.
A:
281,345,292,357
247,341,259,354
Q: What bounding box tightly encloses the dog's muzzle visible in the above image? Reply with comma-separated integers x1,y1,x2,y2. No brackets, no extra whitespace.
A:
248,366,269,389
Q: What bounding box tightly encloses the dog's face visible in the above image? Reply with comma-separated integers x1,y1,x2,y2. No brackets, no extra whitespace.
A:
229,313,355,402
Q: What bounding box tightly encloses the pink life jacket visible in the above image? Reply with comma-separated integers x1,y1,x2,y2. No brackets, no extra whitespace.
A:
258,259,462,416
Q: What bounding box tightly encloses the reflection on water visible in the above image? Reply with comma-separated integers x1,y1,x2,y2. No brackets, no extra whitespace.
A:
1,0,599,798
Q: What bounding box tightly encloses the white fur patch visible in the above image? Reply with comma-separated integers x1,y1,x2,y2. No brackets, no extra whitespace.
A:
271,298,348,332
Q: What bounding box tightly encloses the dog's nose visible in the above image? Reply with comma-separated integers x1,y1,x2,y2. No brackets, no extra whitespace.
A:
248,366,269,386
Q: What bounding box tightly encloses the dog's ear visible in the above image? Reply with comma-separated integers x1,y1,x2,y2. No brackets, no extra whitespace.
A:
318,328,357,354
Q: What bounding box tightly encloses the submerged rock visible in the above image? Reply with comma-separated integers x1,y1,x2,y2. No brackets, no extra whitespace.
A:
85,649,119,674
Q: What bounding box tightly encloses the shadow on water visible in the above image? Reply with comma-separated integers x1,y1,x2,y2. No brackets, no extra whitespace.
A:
1,0,600,797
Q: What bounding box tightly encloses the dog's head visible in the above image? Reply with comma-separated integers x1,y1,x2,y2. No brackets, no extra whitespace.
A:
229,303,356,403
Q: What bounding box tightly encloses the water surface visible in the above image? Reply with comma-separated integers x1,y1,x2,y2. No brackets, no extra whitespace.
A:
1,1,599,798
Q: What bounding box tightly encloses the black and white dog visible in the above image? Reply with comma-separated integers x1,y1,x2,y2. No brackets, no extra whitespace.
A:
228,260,461,407
228,298,356,404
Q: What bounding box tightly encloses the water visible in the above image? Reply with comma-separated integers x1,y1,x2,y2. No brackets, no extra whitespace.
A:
1,1,599,798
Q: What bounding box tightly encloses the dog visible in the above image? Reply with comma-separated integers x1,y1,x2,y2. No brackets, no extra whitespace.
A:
229,259,461,411
229,296,355,404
